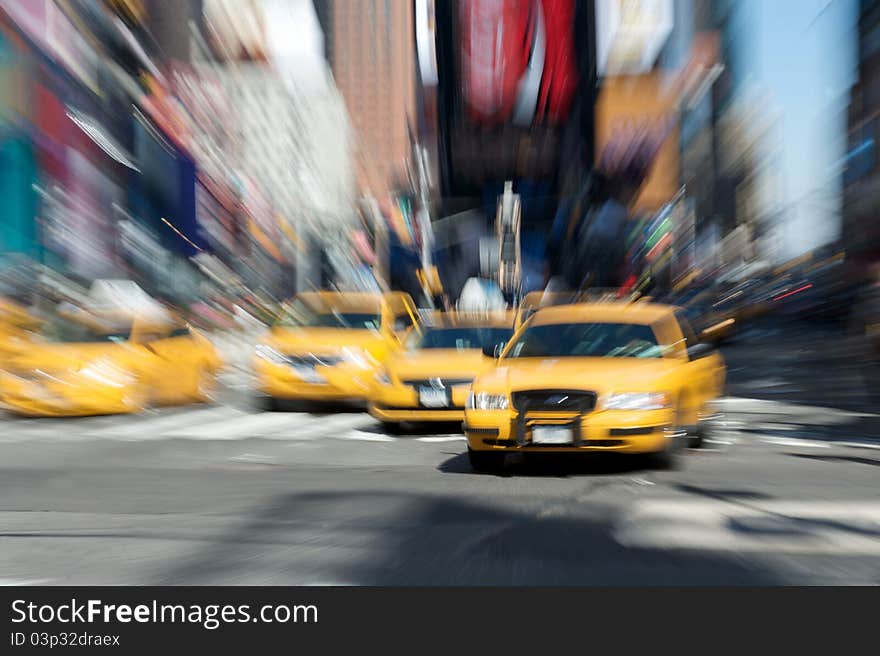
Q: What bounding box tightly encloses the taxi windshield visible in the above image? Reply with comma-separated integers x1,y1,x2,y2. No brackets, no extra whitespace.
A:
40,315,130,344
411,327,513,351
505,322,663,358
276,300,382,330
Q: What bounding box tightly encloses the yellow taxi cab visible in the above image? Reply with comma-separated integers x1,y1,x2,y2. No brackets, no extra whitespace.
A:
0,308,221,417
368,311,514,431
254,291,420,409
463,302,726,472
0,297,43,359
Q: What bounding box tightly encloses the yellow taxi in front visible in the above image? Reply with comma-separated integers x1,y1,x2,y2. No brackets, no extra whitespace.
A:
254,291,420,409
463,302,726,471
0,310,221,417
369,312,514,430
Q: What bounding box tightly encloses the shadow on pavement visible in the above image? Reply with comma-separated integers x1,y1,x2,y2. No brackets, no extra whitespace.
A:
155,489,786,585
674,483,774,501
438,452,657,477
785,453,880,468
357,421,463,437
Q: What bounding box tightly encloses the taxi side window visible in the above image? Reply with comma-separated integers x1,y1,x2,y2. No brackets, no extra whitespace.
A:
138,332,166,344
169,326,191,338
394,313,415,332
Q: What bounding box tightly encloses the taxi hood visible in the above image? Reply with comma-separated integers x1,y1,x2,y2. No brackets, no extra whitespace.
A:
478,357,683,394
265,327,389,356
3,342,133,372
385,349,492,379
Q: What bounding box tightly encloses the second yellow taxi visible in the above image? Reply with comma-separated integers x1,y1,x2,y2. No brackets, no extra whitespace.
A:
369,311,514,431
254,291,420,409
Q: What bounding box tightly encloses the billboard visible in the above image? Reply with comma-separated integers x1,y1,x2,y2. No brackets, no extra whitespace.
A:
595,73,679,211
595,0,674,76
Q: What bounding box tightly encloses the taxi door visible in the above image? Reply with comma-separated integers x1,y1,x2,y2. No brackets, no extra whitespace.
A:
149,324,217,402
657,314,725,426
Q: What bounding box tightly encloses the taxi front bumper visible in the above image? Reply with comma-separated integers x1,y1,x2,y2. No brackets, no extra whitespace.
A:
463,407,679,454
0,373,136,417
256,360,374,401
368,382,470,423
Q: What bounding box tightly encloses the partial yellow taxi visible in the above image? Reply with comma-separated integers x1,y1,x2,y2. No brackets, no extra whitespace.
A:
369,311,514,431
0,309,221,417
1,297,47,358
463,302,725,471
254,291,420,409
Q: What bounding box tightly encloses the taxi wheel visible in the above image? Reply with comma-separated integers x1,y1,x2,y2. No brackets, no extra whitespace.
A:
260,395,281,412
649,429,687,470
687,424,704,449
468,448,505,473
381,421,406,435
647,448,679,471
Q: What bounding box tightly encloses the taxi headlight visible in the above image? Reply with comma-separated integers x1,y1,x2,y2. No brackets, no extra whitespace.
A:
467,391,509,410
78,358,135,388
255,344,288,364
603,392,671,411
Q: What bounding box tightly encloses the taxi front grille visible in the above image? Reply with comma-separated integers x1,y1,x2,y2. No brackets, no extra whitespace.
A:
402,378,474,389
511,390,597,413
286,355,344,367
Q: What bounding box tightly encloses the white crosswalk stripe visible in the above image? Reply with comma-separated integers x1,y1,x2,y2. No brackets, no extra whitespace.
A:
614,499,880,556
93,405,246,438
0,406,391,443
162,410,304,439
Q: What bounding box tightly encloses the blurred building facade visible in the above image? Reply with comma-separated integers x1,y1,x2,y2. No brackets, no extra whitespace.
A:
0,0,365,311
843,0,880,277
315,0,417,198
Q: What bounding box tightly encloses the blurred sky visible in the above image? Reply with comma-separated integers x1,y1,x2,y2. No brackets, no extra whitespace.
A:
738,0,858,260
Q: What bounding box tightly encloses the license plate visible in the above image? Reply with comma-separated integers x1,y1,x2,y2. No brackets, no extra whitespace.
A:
531,425,574,444
419,387,449,408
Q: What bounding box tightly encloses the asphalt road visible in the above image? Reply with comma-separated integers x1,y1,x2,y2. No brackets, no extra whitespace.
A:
1,321,878,585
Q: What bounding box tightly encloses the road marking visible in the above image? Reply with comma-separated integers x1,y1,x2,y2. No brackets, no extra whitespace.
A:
0,578,51,586
274,414,376,440
760,437,831,449
162,410,303,439
230,452,278,464
93,405,246,438
615,499,880,555
835,441,880,451
337,430,396,442
753,423,797,431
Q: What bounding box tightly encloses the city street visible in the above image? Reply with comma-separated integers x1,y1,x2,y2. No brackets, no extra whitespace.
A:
0,320,878,586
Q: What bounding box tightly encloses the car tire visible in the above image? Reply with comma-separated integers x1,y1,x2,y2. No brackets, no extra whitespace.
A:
260,395,280,412
649,428,686,470
382,421,406,435
468,447,505,473
686,423,703,449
